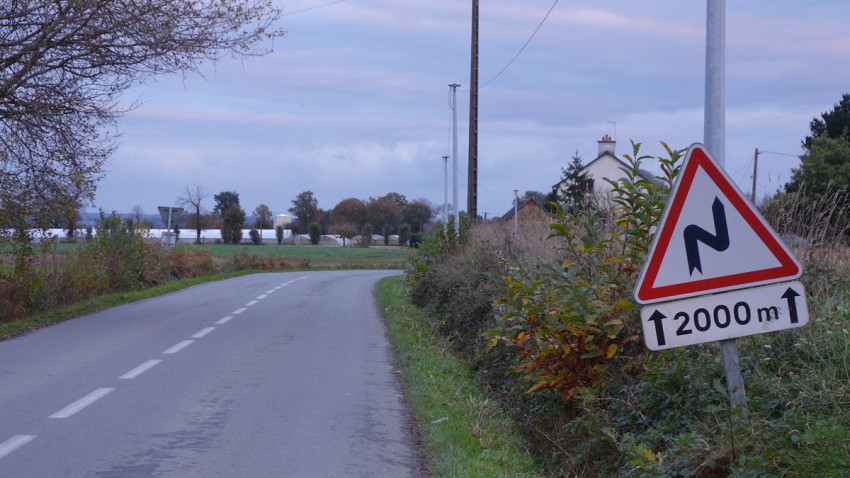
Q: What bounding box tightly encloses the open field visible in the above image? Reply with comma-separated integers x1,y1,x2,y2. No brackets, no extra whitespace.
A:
196,244,411,260
194,244,413,269
1,242,413,270
1,239,412,326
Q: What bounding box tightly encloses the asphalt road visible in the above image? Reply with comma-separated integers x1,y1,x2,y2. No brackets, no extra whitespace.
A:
0,270,421,477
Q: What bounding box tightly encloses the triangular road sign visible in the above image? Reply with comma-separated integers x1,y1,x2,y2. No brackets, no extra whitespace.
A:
634,143,801,304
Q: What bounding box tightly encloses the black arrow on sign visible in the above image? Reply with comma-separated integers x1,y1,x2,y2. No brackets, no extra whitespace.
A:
683,197,730,275
781,287,801,324
646,310,667,347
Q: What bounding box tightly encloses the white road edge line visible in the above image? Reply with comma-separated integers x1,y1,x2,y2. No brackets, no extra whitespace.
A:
216,315,234,325
163,340,194,354
120,359,162,379
49,388,114,419
245,300,258,307
256,294,267,300
192,327,215,338
265,289,275,294
232,307,247,315
0,435,36,460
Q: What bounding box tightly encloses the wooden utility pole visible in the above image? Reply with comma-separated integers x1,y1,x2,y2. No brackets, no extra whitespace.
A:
467,0,479,220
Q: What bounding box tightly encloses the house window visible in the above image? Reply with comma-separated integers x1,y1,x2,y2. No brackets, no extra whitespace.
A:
585,179,595,194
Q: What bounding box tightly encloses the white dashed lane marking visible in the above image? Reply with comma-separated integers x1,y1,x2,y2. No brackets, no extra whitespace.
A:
0,276,309,461
49,388,115,419
192,327,215,339
120,360,162,379
163,340,194,354
0,435,36,460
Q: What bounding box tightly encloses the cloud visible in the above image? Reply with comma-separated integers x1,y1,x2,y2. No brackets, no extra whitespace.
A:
94,0,850,220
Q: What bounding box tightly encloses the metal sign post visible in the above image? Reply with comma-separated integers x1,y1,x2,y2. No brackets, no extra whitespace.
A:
703,0,750,419
157,206,183,246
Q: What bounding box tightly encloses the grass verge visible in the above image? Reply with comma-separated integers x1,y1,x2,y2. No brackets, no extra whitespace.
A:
375,276,541,478
0,270,257,340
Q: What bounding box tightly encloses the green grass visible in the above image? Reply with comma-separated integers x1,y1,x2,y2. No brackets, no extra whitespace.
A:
375,276,541,478
4,241,413,261
194,243,412,261
0,241,81,254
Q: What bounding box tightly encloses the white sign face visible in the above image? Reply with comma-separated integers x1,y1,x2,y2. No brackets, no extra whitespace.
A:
651,169,781,287
634,144,801,304
640,281,808,351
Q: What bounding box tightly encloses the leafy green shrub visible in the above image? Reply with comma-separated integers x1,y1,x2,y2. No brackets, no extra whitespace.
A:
405,213,472,307
249,227,261,245
488,142,680,400
2,211,173,319
81,211,169,291
221,205,245,244
167,246,219,279
224,247,292,272
406,141,850,476
309,223,321,245
0,268,45,321
425,239,507,352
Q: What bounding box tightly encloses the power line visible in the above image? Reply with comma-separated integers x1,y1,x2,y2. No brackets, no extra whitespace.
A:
758,150,798,158
481,0,560,88
283,0,350,16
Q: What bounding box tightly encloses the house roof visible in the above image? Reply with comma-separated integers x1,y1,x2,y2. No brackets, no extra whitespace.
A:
552,150,658,192
499,197,546,222
581,151,656,181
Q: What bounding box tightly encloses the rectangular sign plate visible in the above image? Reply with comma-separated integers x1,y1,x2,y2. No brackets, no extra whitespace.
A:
640,281,808,351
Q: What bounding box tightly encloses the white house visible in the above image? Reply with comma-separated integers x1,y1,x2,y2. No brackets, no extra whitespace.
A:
553,135,656,198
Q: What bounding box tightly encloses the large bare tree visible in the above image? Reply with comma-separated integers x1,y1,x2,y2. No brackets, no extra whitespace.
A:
0,1,283,249
178,184,209,244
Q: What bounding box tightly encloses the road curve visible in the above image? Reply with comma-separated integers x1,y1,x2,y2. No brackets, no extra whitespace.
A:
0,270,421,477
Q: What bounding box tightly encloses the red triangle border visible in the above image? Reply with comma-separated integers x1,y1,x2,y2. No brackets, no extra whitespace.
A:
635,144,801,304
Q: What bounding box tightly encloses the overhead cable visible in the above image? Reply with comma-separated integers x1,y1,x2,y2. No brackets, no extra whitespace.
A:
481,0,560,88
284,0,350,16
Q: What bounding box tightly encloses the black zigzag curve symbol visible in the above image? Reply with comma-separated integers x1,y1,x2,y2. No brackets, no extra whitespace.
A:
683,197,730,275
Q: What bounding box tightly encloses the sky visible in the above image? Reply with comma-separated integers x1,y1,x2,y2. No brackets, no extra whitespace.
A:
95,0,850,221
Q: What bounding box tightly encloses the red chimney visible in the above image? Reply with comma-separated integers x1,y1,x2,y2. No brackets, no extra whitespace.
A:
598,134,615,157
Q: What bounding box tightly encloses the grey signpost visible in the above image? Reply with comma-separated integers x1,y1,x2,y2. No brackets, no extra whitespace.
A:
634,143,807,423
157,206,184,246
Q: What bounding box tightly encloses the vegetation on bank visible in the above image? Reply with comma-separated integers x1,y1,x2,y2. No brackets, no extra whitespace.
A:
0,270,255,340
0,211,409,328
376,276,541,478
405,142,850,477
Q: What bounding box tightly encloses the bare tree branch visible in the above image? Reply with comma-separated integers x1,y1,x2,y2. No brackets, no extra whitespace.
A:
0,0,284,238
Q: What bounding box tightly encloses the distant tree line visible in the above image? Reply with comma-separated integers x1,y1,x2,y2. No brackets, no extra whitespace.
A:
169,187,435,246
